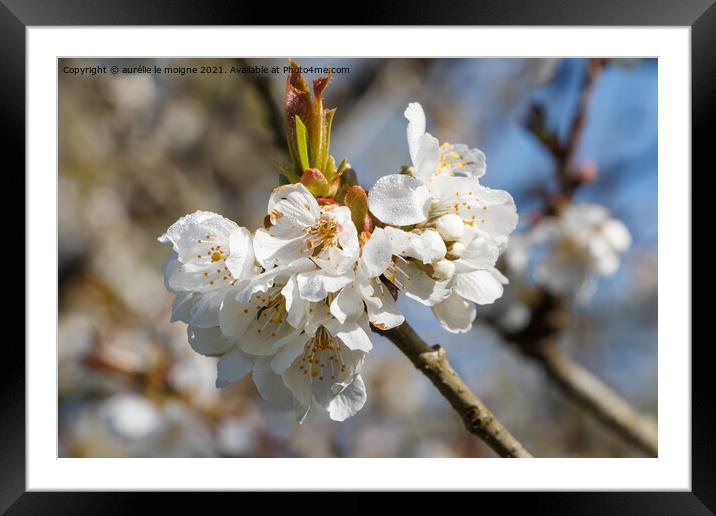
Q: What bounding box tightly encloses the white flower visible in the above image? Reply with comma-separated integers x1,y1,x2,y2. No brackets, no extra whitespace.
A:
159,211,256,328
254,183,359,303
380,226,453,307
431,229,508,333
270,302,369,422
526,203,632,296
368,102,517,240
329,227,405,330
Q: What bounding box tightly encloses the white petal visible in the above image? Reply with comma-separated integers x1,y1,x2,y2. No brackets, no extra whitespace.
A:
158,211,242,292
253,228,308,269
189,288,227,328
432,292,476,333
296,270,353,302
453,233,500,273
603,219,631,253
326,319,373,352
455,270,505,305
266,183,319,230
252,359,293,407
413,229,447,264
430,177,518,238
441,143,486,178
224,227,255,280
281,275,308,329
405,102,426,164
360,227,393,278
330,284,365,324
383,226,445,264
327,374,367,422
187,325,234,356
396,262,451,306
219,288,259,338
413,133,440,181
368,174,431,226
270,331,311,374
238,315,295,357
366,286,405,330
170,291,195,323
216,348,254,388
158,210,237,258
236,258,316,304
282,362,313,405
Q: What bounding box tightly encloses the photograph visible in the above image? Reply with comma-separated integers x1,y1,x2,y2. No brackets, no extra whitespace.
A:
57,56,659,459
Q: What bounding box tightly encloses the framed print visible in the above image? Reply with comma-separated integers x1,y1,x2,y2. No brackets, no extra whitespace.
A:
6,0,711,512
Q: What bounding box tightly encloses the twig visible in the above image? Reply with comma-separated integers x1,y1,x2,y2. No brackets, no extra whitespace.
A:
538,341,658,456
490,291,657,456
376,322,533,458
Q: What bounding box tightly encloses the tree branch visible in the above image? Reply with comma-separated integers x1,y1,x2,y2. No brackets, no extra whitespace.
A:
376,322,533,458
537,342,658,456
490,292,658,457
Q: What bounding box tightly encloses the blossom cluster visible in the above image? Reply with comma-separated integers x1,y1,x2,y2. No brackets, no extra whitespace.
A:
159,67,517,422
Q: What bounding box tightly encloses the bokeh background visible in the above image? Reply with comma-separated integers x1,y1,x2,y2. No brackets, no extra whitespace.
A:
58,58,657,458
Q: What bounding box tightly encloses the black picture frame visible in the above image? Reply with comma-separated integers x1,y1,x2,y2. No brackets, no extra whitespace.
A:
6,0,710,512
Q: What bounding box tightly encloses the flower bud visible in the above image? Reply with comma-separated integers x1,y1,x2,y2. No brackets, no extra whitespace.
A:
432,259,455,281
435,214,465,241
344,185,372,233
300,168,330,197
447,241,466,259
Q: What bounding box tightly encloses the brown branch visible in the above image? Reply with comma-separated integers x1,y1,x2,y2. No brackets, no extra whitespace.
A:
376,322,533,458
491,292,658,457
538,341,658,456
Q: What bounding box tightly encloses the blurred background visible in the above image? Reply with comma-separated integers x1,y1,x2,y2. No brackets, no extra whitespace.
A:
58,57,657,458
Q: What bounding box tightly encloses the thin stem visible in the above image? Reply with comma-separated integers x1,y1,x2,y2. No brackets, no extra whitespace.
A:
537,342,658,456
489,292,658,456
376,322,533,458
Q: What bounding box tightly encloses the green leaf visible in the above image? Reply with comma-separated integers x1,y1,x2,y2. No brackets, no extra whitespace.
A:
321,108,336,175
295,115,310,172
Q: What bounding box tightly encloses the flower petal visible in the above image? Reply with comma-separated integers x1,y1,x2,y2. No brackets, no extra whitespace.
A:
453,233,500,273
360,227,393,278
432,292,476,333
187,325,234,356
281,275,308,329
224,227,255,280
189,288,227,328
216,348,254,388
270,331,311,374
219,288,259,338
266,183,319,231
282,361,313,406
395,262,451,306
252,358,293,407
366,285,404,330
159,211,243,292
405,102,426,164
430,177,518,238
326,374,367,422
383,227,446,264
253,229,308,269
368,174,431,226
330,284,364,324
454,269,505,305
326,318,373,352
413,133,440,181
296,270,353,302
